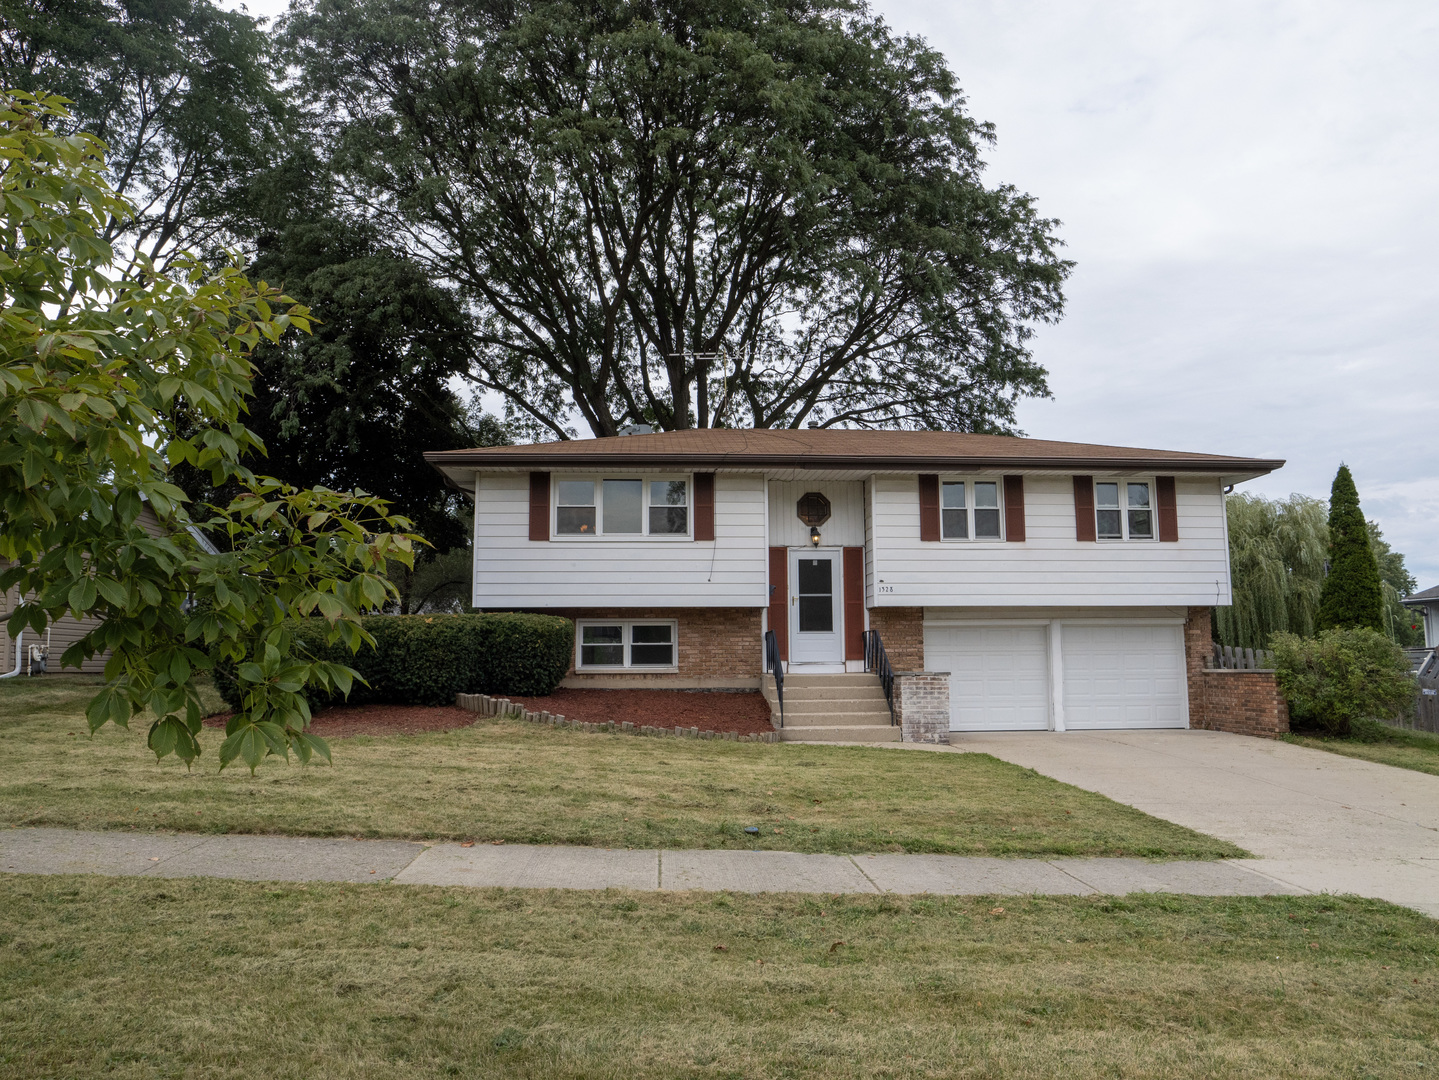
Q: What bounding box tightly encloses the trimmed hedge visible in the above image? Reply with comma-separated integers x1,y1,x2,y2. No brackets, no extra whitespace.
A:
213,613,573,709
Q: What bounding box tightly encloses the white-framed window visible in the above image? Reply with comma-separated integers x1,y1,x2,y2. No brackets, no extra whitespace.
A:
576,620,678,669
554,476,690,538
940,479,1003,541
1095,479,1155,540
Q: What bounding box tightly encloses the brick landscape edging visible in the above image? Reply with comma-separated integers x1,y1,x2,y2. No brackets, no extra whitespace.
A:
455,693,780,743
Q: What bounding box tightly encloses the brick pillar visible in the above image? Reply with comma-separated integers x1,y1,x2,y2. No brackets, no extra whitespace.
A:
1183,606,1213,729
893,671,949,744
867,607,924,670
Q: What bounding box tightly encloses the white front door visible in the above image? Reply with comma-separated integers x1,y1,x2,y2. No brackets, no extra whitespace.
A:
789,548,844,665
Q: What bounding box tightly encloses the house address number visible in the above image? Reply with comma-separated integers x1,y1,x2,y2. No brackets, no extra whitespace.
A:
878,585,895,594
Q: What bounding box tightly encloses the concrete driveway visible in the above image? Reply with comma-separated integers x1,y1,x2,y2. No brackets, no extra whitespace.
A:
954,729,1439,917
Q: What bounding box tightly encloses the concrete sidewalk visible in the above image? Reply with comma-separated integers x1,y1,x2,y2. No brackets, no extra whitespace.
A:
0,826,1302,897
953,729,1439,918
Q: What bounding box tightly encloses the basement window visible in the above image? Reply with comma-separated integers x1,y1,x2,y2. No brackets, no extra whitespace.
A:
577,620,677,669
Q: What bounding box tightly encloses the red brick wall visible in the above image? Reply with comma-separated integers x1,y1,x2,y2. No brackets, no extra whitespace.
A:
545,607,762,683
867,607,924,671
1184,606,1290,738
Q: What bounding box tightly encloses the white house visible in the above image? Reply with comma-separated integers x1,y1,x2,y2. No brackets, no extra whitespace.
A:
1404,585,1439,650
426,428,1282,740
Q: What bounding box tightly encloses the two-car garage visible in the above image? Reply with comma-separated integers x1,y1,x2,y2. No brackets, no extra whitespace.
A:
924,617,1188,731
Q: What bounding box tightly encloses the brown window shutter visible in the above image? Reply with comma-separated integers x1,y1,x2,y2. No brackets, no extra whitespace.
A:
918,474,940,541
767,547,788,661
1003,475,1026,542
1073,475,1096,542
1156,476,1179,542
528,472,550,541
843,547,864,661
693,473,715,541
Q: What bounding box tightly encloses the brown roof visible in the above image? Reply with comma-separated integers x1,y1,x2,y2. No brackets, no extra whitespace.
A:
425,428,1283,476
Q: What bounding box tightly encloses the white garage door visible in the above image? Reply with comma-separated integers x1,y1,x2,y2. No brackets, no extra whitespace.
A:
1061,624,1187,729
924,625,1050,731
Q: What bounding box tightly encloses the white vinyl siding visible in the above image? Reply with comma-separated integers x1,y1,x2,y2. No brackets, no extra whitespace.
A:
872,474,1230,607
1061,624,1187,729
766,480,865,548
472,471,767,608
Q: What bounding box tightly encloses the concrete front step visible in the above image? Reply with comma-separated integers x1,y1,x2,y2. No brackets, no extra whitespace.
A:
772,672,879,686
778,724,901,743
775,711,893,727
767,685,889,703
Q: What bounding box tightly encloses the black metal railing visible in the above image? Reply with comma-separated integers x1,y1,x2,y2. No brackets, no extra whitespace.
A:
763,629,784,728
862,629,896,725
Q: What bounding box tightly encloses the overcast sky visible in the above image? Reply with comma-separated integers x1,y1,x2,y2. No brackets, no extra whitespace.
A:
866,0,1439,584
234,0,1438,583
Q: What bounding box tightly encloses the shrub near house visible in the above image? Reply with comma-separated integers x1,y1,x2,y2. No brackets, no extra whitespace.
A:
214,613,573,709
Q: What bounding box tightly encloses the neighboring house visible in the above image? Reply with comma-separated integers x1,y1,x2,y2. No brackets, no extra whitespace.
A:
0,502,218,676
1403,585,1439,650
425,429,1282,738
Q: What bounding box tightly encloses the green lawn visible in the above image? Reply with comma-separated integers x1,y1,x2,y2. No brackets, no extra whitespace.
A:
1285,721,1439,779
2,875,1436,1079
0,676,1242,858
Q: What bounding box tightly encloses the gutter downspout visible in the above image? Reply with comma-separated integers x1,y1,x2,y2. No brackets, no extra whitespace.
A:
0,630,21,679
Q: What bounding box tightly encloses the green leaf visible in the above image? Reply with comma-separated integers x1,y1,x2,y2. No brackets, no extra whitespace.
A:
94,576,128,608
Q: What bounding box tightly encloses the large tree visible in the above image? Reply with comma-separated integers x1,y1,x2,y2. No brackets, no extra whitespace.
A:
1317,465,1384,634
0,0,291,268
172,216,506,553
285,0,1070,438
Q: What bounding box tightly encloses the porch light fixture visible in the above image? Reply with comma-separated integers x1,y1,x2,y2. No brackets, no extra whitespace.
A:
809,525,822,547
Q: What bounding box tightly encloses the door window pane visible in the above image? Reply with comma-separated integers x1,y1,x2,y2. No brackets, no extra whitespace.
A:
580,624,623,666
649,479,688,534
602,479,643,534
1127,482,1153,538
799,595,833,632
797,558,834,633
630,623,674,666
973,481,1001,539
556,480,596,534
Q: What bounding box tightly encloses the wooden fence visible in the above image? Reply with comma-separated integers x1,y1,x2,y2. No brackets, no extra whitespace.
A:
1410,668,1439,735
1208,644,1275,671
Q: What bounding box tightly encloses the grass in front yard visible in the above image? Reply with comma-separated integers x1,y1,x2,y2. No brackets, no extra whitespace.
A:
2,875,1436,1079
0,677,1242,858
1285,719,1439,778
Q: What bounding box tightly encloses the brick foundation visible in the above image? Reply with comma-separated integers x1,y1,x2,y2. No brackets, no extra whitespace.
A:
893,671,949,744
867,606,924,670
1184,607,1290,738
540,607,763,688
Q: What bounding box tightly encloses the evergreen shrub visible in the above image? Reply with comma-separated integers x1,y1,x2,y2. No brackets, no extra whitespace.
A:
213,613,573,709
1271,627,1414,737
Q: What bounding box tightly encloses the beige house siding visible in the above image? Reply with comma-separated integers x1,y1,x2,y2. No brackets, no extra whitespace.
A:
1,505,180,676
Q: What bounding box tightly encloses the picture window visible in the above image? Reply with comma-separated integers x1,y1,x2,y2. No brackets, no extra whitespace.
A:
554,476,690,537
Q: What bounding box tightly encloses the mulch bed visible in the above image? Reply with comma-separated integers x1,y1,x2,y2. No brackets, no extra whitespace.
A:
202,689,774,738
503,688,776,735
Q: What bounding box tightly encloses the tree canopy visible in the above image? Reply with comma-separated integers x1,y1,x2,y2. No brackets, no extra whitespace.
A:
1317,465,1385,634
285,0,1070,438
0,0,290,268
1215,488,1420,650
0,92,418,771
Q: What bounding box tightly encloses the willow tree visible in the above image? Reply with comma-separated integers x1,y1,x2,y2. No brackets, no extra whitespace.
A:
285,0,1070,438
1216,493,1327,649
